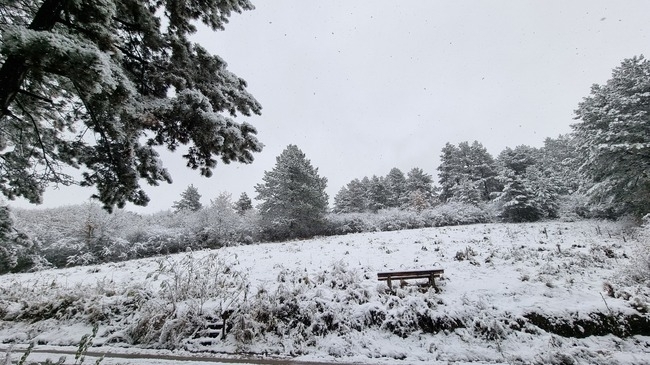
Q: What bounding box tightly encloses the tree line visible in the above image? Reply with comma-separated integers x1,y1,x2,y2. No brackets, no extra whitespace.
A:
235,58,650,241
3,55,650,274
331,138,579,221
164,125,613,248
164,57,650,239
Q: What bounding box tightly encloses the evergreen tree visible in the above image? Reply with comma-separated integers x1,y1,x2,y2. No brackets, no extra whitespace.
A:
449,176,483,205
437,141,498,204
333,178,367,213
467,141,500,201
498,145,539,175
525,166,561,219
234,192,253,215
405,168,436,211
0,205,11,242
495,145,559,221
173,185,203,212
255,145,328,240
539,135,581,196
366,175,389,213
349,178,370,212
573,56,650,216
0,205,17,273
497,170,543,222
333,186,351,213
360,176,372,203
438,143,462,203
384,168,408,208
0,0,262,211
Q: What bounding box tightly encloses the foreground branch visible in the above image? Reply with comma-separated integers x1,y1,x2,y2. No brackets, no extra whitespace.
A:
0,0,64,119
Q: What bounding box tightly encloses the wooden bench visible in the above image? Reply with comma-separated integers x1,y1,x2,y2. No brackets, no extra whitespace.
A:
377,268,444,290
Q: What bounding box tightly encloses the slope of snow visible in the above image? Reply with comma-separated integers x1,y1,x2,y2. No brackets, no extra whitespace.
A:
0,220,648,364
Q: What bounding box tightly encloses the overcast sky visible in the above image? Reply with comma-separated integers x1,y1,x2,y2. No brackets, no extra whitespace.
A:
9,0,650,213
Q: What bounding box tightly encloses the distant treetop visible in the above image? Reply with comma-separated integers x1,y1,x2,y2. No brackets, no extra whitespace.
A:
173,185,203,212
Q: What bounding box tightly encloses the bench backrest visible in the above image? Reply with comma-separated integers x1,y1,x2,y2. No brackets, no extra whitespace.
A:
377,269,444,279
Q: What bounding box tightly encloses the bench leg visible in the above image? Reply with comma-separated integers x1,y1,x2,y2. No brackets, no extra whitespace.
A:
429,274,438,290
387,277,392,289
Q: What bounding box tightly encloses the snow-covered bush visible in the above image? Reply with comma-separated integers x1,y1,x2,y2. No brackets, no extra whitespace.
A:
325,212,379,235
0,205,41,274
326,204,493,236
195,193,261,248
379,293,444,338
7,202,262,273
229,261,453,354
374,208,427,231
622,225,650,287
556,193,622,220
230,262,372,351
124,225,188,257
13,204,143,267
127,252,248,349
326,209,427,235
423,202,494,226
557,193,592,221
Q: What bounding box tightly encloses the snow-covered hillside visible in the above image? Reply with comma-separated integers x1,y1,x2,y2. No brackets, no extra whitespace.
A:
0,220,648,364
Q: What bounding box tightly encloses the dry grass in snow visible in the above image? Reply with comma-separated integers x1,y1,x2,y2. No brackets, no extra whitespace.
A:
0,220,649,365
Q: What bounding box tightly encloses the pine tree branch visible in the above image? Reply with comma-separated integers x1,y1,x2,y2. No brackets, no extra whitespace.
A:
0,0,64,120
15,98,66,185
17,89,54,104
112,16,141,30
56,17,163,72
623,149,650,160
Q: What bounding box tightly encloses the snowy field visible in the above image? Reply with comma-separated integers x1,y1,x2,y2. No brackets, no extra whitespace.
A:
0,220,649,364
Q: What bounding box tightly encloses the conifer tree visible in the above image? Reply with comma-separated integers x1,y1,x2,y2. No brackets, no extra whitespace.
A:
255,145,328,240
234,192,253,215
0,205,11,242
525,166,560,219
173,185,203,212
573,56,650,216
498,145,539,175
497,170,542,222
366,175,389,213
333,186,351,214
438,141,498,204
495,145,558,221
360,176,372,202
384,168,408,208
348,178,369,212
333,178,367,213
539,135,581,196
467,141,500,201
449,177,483,205
0,0,262,211
0,205,17,273
405,168,436,211
438,143,462,203
333,186,361,214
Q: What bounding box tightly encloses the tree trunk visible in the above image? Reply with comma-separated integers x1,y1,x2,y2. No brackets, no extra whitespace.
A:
0,0,64,117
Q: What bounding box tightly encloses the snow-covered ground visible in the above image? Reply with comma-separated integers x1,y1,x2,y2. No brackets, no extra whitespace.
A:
1,220,649,364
